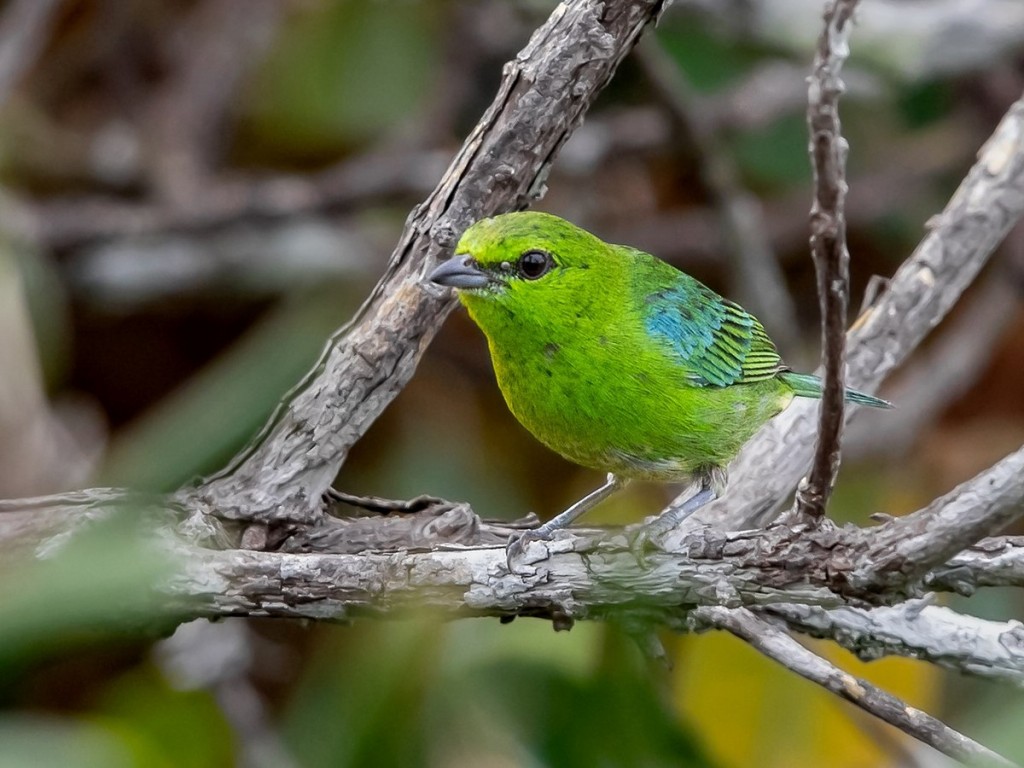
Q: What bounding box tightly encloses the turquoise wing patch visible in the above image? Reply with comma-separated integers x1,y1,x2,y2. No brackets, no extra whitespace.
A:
644,283,784,387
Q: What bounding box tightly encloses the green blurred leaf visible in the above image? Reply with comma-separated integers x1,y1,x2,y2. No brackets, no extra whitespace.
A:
94,666,234,768
450,625,713,768
284,622,439,768
0,717,139,768
729,113,811,189
655,24,761,92
285,618,712,768
898,80,954,129
0,514,177,669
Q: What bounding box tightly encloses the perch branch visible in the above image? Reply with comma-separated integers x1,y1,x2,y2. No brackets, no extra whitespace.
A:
4,484,1022,625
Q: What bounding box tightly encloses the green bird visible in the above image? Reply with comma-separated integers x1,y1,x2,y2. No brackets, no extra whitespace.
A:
428,211,889,549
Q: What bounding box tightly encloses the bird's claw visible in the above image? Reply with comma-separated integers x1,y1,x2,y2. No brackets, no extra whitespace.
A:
627,519,671,568
506,528,550,572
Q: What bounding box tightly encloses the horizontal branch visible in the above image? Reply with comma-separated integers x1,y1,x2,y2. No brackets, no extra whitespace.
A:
2,483,1023,695
4,476,1023,623
160,520,1024,623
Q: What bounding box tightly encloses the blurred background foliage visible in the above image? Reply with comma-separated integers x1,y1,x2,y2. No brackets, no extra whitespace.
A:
1,0,1023,766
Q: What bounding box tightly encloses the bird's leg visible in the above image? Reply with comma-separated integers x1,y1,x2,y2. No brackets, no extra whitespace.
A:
629,475,718,559
506,473,626,568
532,473,626,537
650,479,717,534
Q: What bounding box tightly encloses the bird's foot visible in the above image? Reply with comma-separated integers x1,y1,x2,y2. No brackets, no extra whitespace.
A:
626,518,672,568
505,521,562,572
627,484,718,566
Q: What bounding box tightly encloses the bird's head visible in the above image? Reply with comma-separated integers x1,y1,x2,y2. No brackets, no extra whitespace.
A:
428,212,618,333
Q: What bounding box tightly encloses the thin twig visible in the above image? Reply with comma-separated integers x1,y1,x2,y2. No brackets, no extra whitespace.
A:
795,0,859,521
0,0,62,108
698,606,1018,767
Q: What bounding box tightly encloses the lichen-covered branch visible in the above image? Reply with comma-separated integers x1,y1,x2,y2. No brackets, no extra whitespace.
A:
927,536,1024,592
766,602,1024,688
849,445,1024,592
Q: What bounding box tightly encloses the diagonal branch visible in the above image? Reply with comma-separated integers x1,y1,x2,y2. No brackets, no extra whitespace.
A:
766,602,1024,688
795,0,859,521
186,0,667,526
696,606,1017,768
690,88,1024,532
849,444,1024,592
0,0,62,108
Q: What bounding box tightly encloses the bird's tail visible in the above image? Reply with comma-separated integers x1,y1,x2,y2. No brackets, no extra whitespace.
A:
779,372,892,409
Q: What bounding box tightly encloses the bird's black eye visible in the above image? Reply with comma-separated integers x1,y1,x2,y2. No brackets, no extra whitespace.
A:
517,250,553,280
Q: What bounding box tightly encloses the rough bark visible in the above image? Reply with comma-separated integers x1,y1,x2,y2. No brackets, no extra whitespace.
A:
691,90,1024,531
795,0,858,521
1,2,1023,762
186,0,666,526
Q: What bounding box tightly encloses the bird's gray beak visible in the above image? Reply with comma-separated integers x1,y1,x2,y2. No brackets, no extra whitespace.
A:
428,254,490,289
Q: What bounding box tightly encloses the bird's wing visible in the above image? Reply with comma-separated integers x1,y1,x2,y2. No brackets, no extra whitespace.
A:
644,282,784,387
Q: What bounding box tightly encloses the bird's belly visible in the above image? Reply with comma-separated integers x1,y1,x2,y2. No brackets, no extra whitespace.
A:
492,346,790,481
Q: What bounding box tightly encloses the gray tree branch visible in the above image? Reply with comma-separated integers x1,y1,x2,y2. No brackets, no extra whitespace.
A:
187,0,667,526
795,0,858,521
765,601,1024,688
849,445,1024,592
690,88,1024,531
696,606,1016,768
